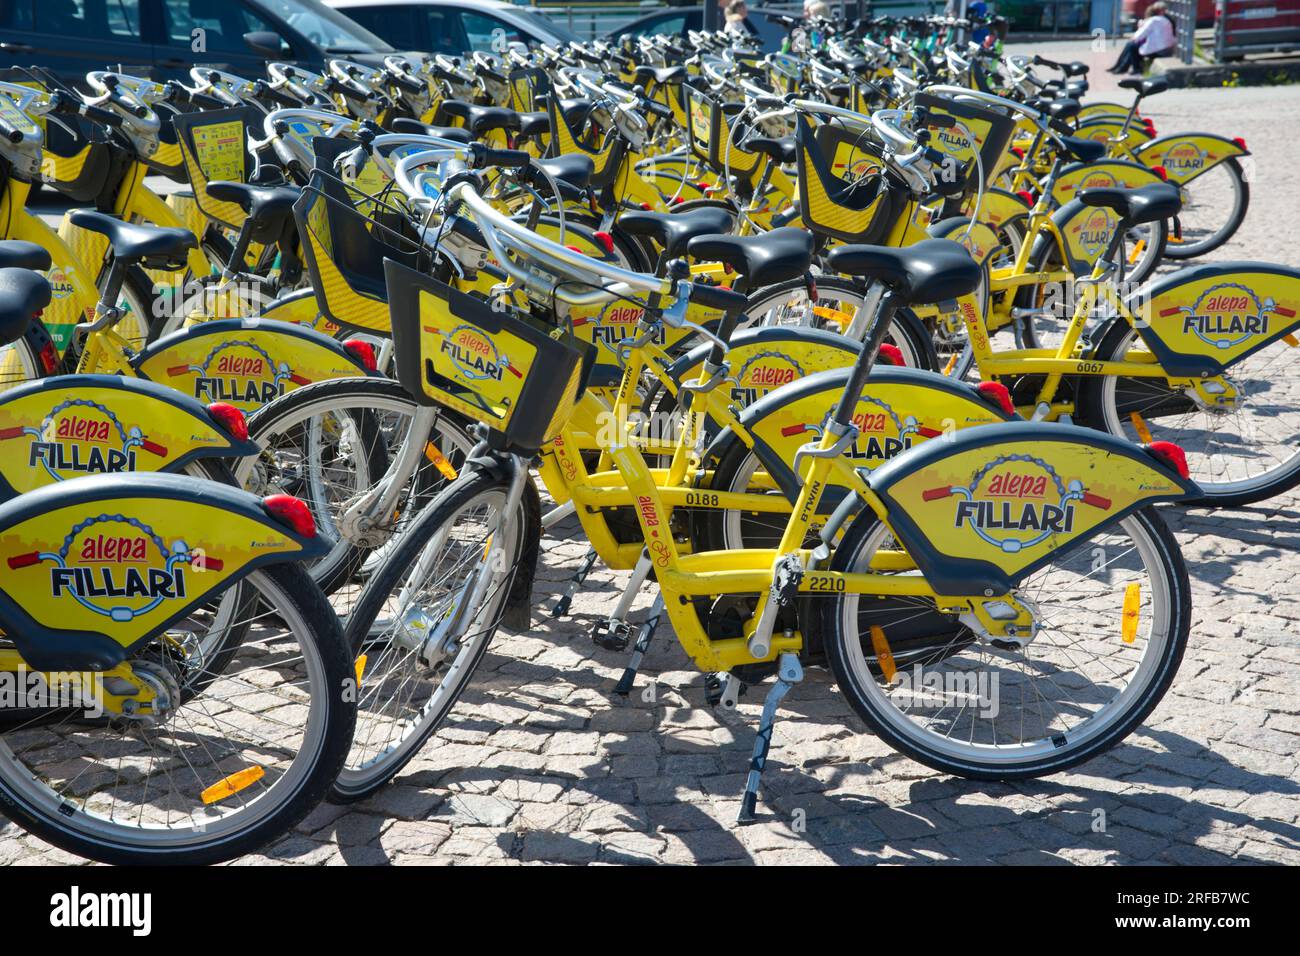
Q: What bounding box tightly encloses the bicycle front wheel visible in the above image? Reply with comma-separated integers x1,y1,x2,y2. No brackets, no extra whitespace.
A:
330,469,527,803
822,507,1190,779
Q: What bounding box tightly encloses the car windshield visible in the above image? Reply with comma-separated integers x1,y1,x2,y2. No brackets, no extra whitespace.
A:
520,7,582,44
257,0,395,52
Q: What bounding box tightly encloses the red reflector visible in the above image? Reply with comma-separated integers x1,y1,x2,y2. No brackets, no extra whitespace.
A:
1232,136,1247,151
38,342,59,375
593,230,615,255
670,196,684,206
976,380,1015,416
1015,190,1035,207
263,494,316,538
640,202,653,211
696,180,712,191
207,402,248,440
1151,165,1168,181
1010,146,1024,159
877,343,905,366
343,338,378,372
566,244,584,254
1147,440,1190,479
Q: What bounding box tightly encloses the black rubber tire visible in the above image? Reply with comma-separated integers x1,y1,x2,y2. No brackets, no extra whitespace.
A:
0,564,355,865
820,506,1191,780
1162,157,1250,260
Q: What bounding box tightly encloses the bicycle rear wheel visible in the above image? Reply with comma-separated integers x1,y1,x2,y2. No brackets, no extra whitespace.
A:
0,565,354,865
822,507,1190,779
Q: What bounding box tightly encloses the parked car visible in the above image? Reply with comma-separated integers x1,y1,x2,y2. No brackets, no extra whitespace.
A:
605,5,793,53
0,0,399,88
324,0,582,56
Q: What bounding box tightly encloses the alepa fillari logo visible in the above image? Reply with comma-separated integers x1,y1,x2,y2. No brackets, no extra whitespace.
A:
1167,281,1295,351
781,395,944,469
169,340,311,404
1,398,167,480
923,453,1112,553
435,323,523,384
1073,205,1116,259
7,514,222,621
729,350,806,406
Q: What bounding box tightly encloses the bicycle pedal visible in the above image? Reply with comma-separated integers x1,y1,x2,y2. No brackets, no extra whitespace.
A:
591,619,636,651
704,672,745,709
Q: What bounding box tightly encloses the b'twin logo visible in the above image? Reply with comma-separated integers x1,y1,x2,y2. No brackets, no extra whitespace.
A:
50,886,152,936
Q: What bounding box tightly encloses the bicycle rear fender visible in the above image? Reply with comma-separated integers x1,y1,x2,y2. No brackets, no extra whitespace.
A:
928,216,1002,269
1077,102,1132,121
260,287,340,336
1049,197,1122,276
0,473,327,672
131,318,374,413
1074,117,1153,151
666,326,862,412
962,187,1030,235
0,375,257,500
1,206,96,354
1135,133,1248,186
866,421,1199,596
705,366,1014,504
1121,261,1300,377
1050,158,1165,208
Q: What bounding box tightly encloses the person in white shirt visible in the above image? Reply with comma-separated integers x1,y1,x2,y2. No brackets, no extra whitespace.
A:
1109,2,1177,74
724,0,751,35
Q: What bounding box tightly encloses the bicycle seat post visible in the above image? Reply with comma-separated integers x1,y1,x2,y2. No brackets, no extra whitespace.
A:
831,289,903,431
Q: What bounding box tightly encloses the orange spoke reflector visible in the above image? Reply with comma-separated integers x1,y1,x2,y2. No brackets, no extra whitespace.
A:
424,442,458,481
1284,334,1299,347
1121,582,1141,643
942,353,959,375
1129,411,1154,444
355,654,367,685
812,305,853,327
1128,239,1146,264
201,766,265,805
870,625,897,683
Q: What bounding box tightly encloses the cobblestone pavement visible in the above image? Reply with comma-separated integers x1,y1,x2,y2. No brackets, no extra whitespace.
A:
7,68,1300,866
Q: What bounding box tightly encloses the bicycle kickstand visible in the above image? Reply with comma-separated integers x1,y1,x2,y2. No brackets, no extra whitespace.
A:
550,548,599,618
613,593,665,696
737,653,803,825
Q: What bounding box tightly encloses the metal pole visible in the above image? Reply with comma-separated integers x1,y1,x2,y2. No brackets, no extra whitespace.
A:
704,0,721,31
